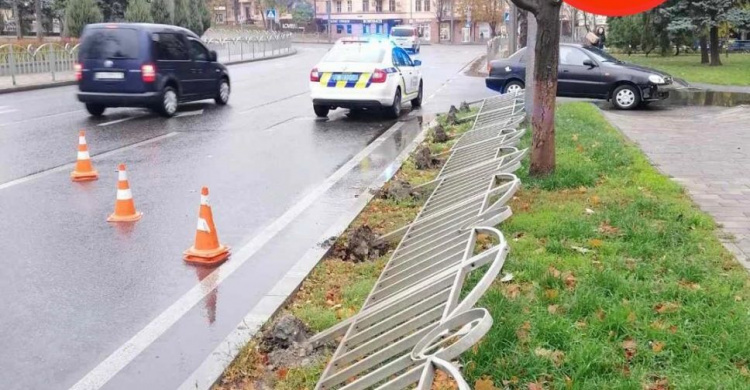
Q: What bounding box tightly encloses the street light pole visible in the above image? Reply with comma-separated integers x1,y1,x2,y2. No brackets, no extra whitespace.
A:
327,0,332,42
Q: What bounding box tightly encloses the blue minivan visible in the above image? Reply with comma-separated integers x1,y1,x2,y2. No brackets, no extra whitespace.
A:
76,23,230,117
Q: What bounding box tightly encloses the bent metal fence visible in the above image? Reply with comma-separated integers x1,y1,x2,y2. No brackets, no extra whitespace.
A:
0,32,292,86
308,92,528,390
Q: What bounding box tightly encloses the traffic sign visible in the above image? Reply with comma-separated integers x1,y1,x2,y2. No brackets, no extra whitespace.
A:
265,9,277,19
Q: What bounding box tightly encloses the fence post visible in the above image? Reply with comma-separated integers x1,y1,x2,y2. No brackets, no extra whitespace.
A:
240,41,244,61
9,47,17,86
49,45,56,82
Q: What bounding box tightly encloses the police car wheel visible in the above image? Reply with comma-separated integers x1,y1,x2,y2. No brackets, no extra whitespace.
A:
411,82,423,108
386,89,402,119
313,104,330,118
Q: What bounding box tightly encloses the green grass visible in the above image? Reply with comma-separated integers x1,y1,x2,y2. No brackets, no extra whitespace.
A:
462,103,750,389
620,53,750,86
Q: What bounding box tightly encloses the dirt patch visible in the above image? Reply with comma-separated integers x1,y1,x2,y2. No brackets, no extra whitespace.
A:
414,145,442,170
378,180,422,201
332,225,391,262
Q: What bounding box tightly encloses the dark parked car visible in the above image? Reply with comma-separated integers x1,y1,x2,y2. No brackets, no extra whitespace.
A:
486,44,674,110
76,23,230,117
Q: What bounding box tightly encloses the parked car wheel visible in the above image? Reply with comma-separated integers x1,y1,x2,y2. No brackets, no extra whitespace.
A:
385,88,402,119
313,104,330,118
411,82,423,108
214,78,230,105
157,86,178,117
85,103,106,117
612,85,641,110
504,80,524,94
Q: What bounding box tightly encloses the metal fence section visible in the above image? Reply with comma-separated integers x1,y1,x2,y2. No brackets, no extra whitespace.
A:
309,91,529,389
0,32,292,86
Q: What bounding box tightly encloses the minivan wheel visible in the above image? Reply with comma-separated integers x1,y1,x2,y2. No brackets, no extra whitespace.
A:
385,89,402,119
504,80,524,94
215,78,230,105
158,86,178,117
411,82,423,108
612,85,641,110
85,103,106,117
313,104,330,118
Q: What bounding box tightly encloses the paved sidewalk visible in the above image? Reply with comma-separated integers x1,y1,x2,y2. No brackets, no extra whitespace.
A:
690,83,750,94
0,71,75,92
601,104,750,271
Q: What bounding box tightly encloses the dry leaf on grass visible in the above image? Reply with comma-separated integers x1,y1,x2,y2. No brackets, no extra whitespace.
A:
528,381,545,390
276,367,289,380
516,321,531,343
562,272,577,289
534,347,566,367
572,134,579,141
474,377,496,390
678,280,701,290
504,284,521,299
623,339,637,361
590,195,600,205
589,239,604,248
545,289,559,300
548,266,561,278
548,305,559,314
432,370,458,390
598,221,620,235
654,302,681,314
642,376,669,390
651,341,665,353
502,376,519,387
585,208,595,215
596,309,606,321
627,311,637,323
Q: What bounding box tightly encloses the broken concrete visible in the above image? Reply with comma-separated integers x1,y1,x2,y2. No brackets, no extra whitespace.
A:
333,225,390,262
414,145,441,170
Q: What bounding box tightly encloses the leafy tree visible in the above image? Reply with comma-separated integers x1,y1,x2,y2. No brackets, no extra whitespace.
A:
65,0,102,37
188,0,203,35
201,0,212,33
174,0,189,29
151,0,173,24
461,0,504,37
96,0,127,22
125,0,153,23
292,1,313,25
607,16,643,55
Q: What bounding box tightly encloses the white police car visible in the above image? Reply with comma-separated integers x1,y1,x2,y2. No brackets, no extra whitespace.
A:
309,37,423,118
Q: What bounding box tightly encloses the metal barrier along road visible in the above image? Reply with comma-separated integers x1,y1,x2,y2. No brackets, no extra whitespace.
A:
309,91,529,389
204,33,293,63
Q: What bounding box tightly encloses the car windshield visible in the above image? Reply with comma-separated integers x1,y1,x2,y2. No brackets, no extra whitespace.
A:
80,28,139,60
582,46,621,63
323,44,385,63
391,29,414,37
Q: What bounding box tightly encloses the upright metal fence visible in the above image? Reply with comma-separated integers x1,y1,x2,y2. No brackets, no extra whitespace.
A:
0,32,293,86
308,92,529,389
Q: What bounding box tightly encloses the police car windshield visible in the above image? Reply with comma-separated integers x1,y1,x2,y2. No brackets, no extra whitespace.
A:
324,44,386,63
390,29,414,37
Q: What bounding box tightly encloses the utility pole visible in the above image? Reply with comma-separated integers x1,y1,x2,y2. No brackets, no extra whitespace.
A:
449,0,454,43
327,0,332,42
508,3,517,53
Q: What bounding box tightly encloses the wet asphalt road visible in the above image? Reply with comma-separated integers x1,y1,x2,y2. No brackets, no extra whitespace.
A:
0,43,493,390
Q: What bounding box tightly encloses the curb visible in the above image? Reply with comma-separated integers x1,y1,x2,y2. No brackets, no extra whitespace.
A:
0,49,298,95
177,116,439,390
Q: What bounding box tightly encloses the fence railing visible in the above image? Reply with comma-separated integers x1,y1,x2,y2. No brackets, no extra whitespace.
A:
0,32,293,87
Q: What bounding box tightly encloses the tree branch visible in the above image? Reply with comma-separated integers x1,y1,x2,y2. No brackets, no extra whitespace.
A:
510,0,538,14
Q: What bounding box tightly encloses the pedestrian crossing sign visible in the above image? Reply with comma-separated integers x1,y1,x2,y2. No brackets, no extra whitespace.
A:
266,9,277,19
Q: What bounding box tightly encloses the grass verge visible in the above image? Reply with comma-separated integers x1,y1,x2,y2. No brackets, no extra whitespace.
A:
214,111,476,390
621,53,750,86
462,103,750,389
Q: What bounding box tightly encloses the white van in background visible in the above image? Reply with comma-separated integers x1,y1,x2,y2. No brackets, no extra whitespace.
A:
390,26,421,53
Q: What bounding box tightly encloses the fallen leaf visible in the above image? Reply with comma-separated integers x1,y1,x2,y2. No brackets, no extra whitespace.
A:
596,309,606,321
562,272,577,289
433,370,459,390
578,186,587,193
590,195,600,205
571,245,592,254
735,296,743,302
589,239,604,248
545,289,559,300
669,325,678,334
534,348,565,367
548,266,561,278
585,208,595,215
627,311,637,323
654,302,681,314
276,367,289,380
548,304,559,314
565,376,573,389
576,144,585,153
521,202,531,211
528,382,545,390
642,377,669,390
502,376,519,387
575,321,587,329
740,366,750,377
504,284,521,299
651,341,665,353
678,280,701,290
625,258,638,270
474,377,495,390
623,339,637,361
516,321,531,343
598,221,619,235
572,134,579,141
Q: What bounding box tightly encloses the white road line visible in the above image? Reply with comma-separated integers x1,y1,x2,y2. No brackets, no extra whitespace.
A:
68,121,406,390
0,108,18,115
0,132,179,191
98,117,137,127
175,109,204,118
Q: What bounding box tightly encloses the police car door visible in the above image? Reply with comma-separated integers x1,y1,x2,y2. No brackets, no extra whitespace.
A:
392,48,416,95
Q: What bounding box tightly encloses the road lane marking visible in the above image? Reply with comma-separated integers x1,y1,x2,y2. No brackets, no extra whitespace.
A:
175,109,204,118
97,116,137,127
69,121,406,390
0,132,179,191
238,91,309,114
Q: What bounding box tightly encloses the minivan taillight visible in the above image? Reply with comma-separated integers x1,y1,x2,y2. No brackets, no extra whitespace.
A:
142,64,156,83
310,68,320,82
371,69,387,83
74,63,82,81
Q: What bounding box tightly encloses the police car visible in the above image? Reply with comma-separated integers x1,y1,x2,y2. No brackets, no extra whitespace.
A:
309,37,423,118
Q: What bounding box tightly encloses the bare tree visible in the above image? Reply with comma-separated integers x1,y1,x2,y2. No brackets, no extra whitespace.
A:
461,0,504,37
12,0,21,38
36,0,43,41
509,0,561,176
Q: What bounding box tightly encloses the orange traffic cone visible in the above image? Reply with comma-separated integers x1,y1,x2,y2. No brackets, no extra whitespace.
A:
70,130,98,181
184,187,230,266
107,164,143,222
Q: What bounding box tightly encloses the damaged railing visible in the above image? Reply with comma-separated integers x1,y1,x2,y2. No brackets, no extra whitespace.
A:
309,91,529,389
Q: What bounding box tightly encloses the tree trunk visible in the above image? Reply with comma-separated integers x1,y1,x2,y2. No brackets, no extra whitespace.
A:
528,1,561,177
709,26,721,66
699,34,709,63
519,11,527,49
12,0,21,39
35,0,43,41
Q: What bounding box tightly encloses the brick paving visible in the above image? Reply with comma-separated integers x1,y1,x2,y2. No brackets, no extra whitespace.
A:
601,104,750,271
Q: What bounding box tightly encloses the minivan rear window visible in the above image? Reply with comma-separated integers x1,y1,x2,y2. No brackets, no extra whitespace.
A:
391,28,415,37
80,28,139,60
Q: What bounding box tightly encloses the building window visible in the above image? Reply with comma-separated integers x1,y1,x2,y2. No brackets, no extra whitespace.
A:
389,0,395,11
347,0,352,12
375,0,382,12
347,24,352,34
336,0,342,12
424,0,430,11
336,24,343,33
362,0,369,12
326,0,331,12
415,0,421,11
